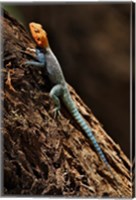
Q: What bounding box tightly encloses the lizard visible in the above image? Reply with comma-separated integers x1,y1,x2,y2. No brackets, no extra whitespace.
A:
24,22,120,194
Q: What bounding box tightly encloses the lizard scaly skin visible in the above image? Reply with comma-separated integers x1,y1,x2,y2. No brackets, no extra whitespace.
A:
25,22,120,194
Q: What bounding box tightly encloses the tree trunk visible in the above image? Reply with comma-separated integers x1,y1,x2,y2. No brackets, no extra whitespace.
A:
1,10,132,197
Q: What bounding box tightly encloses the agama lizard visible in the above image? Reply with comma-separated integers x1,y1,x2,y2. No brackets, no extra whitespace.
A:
25,22,119,193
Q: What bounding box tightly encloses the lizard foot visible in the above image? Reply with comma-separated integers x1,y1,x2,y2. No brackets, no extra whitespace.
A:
52,107,62,119
26,47,36,53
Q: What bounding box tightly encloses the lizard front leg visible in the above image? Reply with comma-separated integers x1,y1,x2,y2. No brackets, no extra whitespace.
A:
24,60,45,67
50,84,64,118
24,47,46,68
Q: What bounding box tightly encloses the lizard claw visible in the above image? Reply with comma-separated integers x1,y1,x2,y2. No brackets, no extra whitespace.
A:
26,47,36,53
52,107,62,119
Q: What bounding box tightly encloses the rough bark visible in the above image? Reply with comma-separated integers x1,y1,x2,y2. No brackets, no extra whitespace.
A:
1,10,132,197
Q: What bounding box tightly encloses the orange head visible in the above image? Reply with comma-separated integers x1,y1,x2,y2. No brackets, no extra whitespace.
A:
29,22,49,48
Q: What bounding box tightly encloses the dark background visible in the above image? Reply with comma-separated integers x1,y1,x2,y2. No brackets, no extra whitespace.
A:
4,3,131,157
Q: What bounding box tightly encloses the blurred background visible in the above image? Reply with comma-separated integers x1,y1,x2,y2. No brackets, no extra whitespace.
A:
3,3,131,157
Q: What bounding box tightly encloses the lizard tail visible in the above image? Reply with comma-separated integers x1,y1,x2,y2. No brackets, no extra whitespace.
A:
63,90,121,195
62,91,109,166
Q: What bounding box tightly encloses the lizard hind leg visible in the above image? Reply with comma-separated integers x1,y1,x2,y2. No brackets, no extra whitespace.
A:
49,84,64,118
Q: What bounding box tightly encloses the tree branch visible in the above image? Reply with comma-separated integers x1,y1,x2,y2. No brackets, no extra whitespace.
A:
2,10,132,197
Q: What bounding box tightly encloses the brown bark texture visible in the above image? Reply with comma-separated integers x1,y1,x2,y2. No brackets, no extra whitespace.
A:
1,10,132,197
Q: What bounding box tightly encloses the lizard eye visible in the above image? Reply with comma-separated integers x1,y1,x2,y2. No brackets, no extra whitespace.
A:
36,37,40,41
